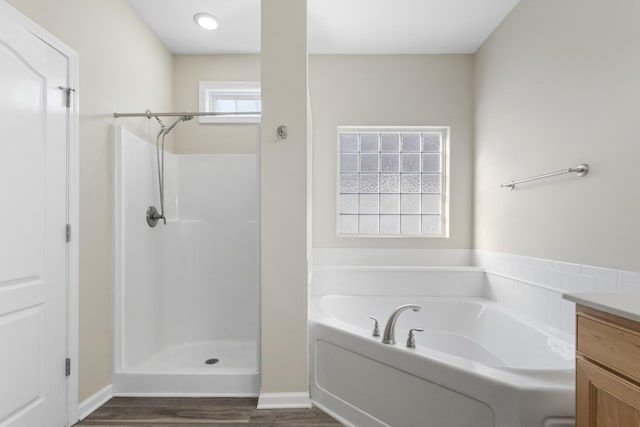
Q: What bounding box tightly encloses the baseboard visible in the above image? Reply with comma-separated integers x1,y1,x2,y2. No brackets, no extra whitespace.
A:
112,392,258,398
257,392,311,409
78,384,113,421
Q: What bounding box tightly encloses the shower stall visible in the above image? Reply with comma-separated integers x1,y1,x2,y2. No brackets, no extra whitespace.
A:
112,124,260,396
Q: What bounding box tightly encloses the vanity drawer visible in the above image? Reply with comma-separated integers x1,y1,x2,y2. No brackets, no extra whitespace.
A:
577,314,640,382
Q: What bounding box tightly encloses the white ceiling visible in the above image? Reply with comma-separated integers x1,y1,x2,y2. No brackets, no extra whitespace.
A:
129,0,520,55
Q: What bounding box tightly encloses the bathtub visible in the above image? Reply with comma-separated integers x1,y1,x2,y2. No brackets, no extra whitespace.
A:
310,295,576,427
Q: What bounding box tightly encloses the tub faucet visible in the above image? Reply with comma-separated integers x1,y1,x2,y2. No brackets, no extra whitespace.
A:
382,304,421,344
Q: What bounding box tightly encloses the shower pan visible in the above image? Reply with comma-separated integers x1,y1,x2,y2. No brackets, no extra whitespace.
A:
113,125,260,396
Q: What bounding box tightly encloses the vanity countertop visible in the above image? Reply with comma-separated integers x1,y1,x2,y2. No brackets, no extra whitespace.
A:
563,293,640,324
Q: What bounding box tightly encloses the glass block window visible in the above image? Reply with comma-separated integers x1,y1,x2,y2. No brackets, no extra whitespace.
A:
337,127,449,237
198,81,261,124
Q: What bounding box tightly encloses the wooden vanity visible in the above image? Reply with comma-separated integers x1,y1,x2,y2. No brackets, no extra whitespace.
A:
569,295,640,426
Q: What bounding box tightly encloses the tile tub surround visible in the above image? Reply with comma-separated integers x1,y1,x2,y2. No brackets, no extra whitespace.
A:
311,266,485,297
311,249,484,298
311,249,640,337
313,248,473,267
474,250,640,336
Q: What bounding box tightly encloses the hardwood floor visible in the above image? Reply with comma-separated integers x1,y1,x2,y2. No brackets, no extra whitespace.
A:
75,397,343,426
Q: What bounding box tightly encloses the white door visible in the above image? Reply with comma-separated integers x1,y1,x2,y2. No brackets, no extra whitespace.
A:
0,9,70,427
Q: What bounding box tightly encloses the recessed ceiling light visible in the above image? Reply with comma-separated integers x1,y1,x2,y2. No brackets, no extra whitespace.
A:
193,13,218,31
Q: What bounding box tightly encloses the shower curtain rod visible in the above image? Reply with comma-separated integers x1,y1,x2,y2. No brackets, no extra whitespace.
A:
113,110,261,118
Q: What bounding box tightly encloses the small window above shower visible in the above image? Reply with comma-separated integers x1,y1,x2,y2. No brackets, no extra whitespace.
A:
198,81,261,124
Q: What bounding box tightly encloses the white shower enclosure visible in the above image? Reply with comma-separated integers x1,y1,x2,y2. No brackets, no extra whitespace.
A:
113,126,259,395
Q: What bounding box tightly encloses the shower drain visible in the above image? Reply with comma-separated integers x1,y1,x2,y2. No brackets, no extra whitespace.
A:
205,358,219,365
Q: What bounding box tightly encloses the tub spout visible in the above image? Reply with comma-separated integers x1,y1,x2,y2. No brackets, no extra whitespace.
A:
382,304,421,345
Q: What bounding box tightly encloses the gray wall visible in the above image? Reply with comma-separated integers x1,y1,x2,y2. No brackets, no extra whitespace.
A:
474,0,640,271
170,54,475,251
310,55,474,249
173,55,260,155
260,0,309,394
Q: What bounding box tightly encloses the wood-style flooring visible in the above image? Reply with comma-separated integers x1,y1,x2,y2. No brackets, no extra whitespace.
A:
75,397,343,426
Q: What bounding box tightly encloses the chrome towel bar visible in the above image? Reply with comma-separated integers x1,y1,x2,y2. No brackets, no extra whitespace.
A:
501,163,589,190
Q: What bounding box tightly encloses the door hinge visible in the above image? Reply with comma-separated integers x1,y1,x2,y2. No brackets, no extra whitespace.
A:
65,358,71,377
65,224,71,242
58,86,75,108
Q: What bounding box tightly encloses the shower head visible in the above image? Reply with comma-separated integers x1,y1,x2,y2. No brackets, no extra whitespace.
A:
148,110,167,132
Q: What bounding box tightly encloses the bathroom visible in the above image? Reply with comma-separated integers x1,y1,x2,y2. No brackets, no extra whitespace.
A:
0,0,639,426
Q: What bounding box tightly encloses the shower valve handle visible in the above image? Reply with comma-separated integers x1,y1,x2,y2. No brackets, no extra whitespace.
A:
369,316,380,337
407,328,424,349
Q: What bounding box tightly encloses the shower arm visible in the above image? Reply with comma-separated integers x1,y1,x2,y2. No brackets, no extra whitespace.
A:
151,112,167,130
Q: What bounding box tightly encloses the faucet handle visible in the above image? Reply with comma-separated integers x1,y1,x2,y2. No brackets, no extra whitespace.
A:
369,316,380,337
406,328,424,348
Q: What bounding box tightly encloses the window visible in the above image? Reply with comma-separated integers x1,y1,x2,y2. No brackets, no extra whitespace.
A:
198,81,261,124
337,127,449,237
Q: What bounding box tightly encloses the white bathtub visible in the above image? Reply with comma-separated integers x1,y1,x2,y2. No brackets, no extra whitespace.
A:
310,295,576,427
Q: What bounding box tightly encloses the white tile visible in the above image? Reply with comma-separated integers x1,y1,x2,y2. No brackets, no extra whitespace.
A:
618,270,640,285
495,252,510,266
595,278,617,293
480,253,493,270
576,275,596,293
560,300,576,337
502,260,515,277
514,263,535,283
503,253,517,264
548,270,563,289
512,255,531,265
512,262,524,278
487,259,500,274
442,249,474,266
562,272,579,292
617,281,640,294
580,265,618,281
546,292,563,330
531,257,553,269
517,283,534,317
533,267,548,286
553,261,581,273
501,277,518,307
531,286,548,323
473,251,487,268
488,255,500,272
524,264,536,282
485,275,508,304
